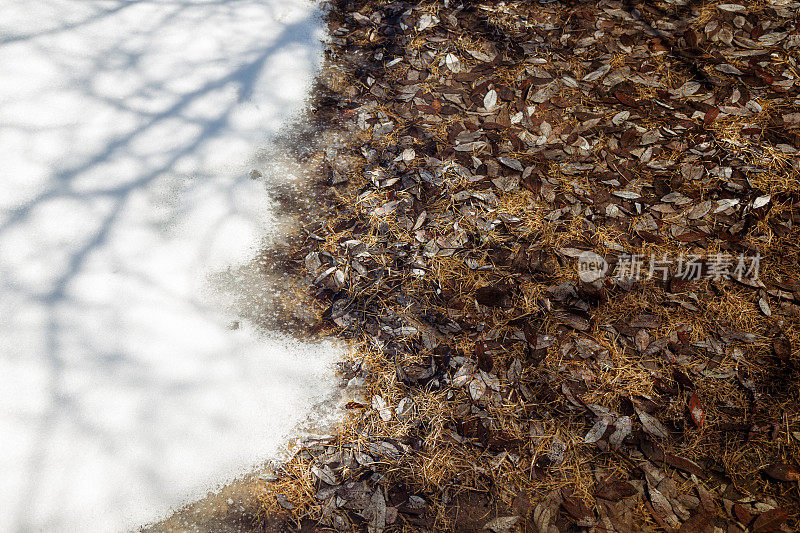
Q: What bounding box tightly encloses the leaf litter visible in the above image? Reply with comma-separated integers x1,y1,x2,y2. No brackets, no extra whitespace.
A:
249,0,800,530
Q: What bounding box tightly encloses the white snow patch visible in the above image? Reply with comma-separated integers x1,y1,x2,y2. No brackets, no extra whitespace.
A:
0,0,341,531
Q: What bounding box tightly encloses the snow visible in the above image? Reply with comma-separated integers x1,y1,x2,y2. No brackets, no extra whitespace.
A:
0,1,341,531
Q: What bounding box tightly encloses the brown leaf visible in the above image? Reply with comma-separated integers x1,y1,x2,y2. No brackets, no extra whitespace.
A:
772,334,792,363
487,429,523,451
752,507,788,531
758,297,772,317
561,492,594,526
475,341,494,372
609,416,632,449
584,417,610,444
512,491,532,517
532,499,557,533
704,107,720,125
630,314,661,328
647,485,679,528
546,438,566,466
665,454,706,478
687,393,706,428
521,172,542,194
678,511,714,533
688,200,713,220
484,516,520,533
469,377,486,401
763,462,800,482
695,485,715,514
733,503,753,525
556,312,590,331
636,408,670,438
674,369,695,390
615,89,638,107
684,29,699,48
498,156,524,172
595,479,638,501
475,286,511,308
635,329,651,351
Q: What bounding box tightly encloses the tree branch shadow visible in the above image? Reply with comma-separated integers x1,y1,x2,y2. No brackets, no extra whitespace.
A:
0,1,327,529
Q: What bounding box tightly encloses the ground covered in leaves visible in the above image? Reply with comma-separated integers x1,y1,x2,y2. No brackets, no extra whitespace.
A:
255,0,800,531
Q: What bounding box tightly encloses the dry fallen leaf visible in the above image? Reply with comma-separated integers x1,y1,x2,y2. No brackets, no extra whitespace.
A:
583,64,611,82
608,416,632,449
484,516,520,532
311,464,337,485
687,393,706,428
648,484,680,528
595,479,637,501
469,377,486,401
372,395,393,422
561,492,595,526
636,408,670,438
444,53,461,72
688,201,713,220
752,507,788,531
753,194,771,209
718,3,746,12
758,297,772,316
475,286,512,308
773,334,792,364
585,417,610,444
416,13,439,31
611,111,629,125
484,89,498,111
763,462,800,482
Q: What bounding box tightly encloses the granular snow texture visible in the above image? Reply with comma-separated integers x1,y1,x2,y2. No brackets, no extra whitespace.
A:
0,0,340,530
